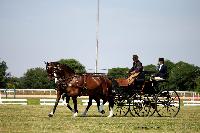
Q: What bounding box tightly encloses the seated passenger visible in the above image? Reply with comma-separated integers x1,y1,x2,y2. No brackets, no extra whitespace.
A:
128,55,143,84
154,58,168,80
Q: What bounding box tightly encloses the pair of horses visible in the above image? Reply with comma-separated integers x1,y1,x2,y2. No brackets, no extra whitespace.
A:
45,62,115,117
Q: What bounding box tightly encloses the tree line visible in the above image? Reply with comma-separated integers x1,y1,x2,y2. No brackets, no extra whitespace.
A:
0,58,200,92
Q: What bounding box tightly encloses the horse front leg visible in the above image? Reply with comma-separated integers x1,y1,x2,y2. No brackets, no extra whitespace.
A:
82,97,92,116
62,93,74,112
72,96,78,117
48,91,62,117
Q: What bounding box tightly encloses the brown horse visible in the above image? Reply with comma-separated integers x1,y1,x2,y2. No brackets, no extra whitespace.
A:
45,62,78,117
46,62,115,117
67,73,114,117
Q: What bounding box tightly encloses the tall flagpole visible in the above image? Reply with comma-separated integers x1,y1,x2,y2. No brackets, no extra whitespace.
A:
95,0,99,73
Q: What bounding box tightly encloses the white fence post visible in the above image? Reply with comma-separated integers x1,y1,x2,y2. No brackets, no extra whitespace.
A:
0,91,2,104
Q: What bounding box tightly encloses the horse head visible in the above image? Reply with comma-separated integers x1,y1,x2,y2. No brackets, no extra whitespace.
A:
45,61,60,81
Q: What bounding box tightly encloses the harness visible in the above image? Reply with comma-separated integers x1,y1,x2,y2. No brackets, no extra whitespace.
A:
67,74,87,88
47,63,107,92
68,73,105,89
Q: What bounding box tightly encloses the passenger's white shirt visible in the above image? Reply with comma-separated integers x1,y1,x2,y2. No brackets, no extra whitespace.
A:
159,64,163,71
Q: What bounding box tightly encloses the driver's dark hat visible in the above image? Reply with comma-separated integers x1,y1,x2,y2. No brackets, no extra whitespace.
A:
159,58,164,62
132,55,138,59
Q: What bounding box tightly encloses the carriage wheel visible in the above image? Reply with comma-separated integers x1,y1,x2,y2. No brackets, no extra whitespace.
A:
113,94,130,117
156,90,180,117
129,94,151,117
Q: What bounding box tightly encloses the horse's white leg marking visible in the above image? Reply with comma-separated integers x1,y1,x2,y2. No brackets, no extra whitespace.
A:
73,112,78,117
108,107,114,117
98,100,104,112
100,103,104,112
49,111,54,116
63,99,66,105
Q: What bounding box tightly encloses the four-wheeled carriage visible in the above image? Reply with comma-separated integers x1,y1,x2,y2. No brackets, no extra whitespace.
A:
112,71,180,117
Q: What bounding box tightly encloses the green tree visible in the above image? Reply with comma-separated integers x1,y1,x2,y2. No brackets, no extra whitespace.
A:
169,61,200,91
6,77,21,89
0,59,8,88
195,76,200,92
143,64,157,72
59,58,86,74
107,67,129,79
165,60,175,73
19,67,55,89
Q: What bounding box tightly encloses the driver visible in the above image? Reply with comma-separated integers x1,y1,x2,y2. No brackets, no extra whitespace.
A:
128,55,143,84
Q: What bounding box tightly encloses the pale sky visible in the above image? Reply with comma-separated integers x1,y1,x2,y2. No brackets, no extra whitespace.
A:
0,0,200,77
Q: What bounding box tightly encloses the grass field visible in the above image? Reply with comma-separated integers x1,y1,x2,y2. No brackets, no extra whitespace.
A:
0,103,200,133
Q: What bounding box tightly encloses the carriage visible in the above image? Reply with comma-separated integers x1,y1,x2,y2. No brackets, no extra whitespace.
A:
46,62,180,118
112,71,180,117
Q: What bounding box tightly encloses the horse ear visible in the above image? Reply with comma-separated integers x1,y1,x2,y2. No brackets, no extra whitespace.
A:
44,61,47,64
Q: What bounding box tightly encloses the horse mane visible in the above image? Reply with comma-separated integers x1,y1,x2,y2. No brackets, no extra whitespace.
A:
48,61,76,76
59,64,75,74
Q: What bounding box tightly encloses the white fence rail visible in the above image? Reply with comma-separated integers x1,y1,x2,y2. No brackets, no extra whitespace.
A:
40,99,64,106
0,89,199,99
183,101,200,106
0,99,27,105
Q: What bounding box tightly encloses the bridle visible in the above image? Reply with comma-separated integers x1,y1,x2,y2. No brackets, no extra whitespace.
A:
46,63,59,80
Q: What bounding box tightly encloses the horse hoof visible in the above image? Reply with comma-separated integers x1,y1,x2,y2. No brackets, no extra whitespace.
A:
101,110,105,114
48,114,53,117
73,112,78,117
107,115,113,118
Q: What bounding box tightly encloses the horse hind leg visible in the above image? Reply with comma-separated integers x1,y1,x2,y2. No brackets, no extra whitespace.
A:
94,98,104,114
107,96,115,117
72,97,78,117
100,99,108,114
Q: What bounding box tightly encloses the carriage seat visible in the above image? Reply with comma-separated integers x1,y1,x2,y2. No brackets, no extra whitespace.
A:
115,78,129,86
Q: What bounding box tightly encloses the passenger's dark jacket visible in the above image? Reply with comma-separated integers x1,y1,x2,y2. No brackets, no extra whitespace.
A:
129,60,143,73
156,64,168,79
